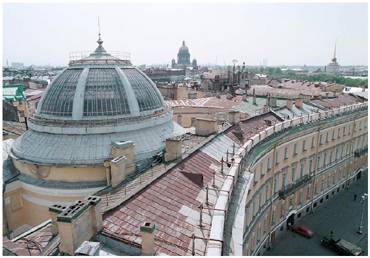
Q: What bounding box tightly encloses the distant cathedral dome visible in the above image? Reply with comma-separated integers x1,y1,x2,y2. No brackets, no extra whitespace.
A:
178,40,189,53
177,40,191,66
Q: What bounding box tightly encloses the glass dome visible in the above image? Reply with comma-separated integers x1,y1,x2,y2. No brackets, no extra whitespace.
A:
36,38,165,120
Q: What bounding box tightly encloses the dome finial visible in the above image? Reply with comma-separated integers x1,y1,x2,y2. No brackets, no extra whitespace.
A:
97,16,103,46
182,40,185,46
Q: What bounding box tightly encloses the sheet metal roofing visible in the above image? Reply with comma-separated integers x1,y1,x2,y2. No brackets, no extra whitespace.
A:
3,221,59,256
310,94,360,109
101,112,282,255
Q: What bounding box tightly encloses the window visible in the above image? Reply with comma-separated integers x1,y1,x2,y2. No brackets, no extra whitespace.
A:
321,180,325,192
302,140,306,151
311,136,315,149
326,132,329,143
308,157,313,174
323,152,327,168
293,143,298,155
260,163,265,178
317,155,321,170
271,209,275,225
258,193,262,208
289,195,294,209
252,199,256,217
300,159,305,178
265,184,269,202
307,186,310,198
298,191,302,205
253,168,258,185
274,174,279,193
275,150,279,165
343,126,346,136
332,130,335,140
267,157,272,171
291,162,297,182
284,146,289,160
320,134,323,145
338,127,341,138
282,168,287,190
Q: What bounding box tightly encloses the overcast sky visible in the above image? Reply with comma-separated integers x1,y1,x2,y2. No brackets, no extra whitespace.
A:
3,2,368,66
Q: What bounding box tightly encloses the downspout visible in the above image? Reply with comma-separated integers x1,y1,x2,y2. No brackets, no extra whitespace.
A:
267,144,277,249
310,127,321,213
3,183,11,239
104,160,112,186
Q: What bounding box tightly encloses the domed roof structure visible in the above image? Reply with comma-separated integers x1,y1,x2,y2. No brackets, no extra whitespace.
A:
178,40,189,53
11,35,184,168
38,37,164,119
177,41,191,66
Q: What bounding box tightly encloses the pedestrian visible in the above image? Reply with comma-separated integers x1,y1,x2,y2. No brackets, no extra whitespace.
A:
354,194,357,201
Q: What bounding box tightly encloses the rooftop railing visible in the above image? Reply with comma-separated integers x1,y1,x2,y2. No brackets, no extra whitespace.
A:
206,100,368,256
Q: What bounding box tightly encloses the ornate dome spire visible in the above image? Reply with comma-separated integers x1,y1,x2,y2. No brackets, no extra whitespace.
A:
92,17,107,56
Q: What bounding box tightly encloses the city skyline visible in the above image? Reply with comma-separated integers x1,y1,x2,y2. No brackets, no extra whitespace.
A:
3,3,368,67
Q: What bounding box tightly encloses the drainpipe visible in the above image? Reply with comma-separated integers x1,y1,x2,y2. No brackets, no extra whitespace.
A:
267,144,277,249
3,183,12,239
348,118,356,183
103,161,111,186
310,127,321,213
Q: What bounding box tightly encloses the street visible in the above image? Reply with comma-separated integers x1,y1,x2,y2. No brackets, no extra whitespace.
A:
265,173,368,256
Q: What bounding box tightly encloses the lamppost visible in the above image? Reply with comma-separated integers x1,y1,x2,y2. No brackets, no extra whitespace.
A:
357,193,368,234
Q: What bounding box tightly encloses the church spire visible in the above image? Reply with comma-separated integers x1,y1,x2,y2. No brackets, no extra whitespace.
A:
331,41,337,63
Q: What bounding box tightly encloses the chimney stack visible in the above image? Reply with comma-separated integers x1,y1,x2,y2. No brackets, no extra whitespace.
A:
253,88,257,105
140,222,156,255
295,95,303,109
165,137,182,162
286,99,293,110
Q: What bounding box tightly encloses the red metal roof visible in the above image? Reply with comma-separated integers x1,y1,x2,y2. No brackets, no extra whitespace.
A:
102,112,282,255
103,151,219,255
311,94,360,109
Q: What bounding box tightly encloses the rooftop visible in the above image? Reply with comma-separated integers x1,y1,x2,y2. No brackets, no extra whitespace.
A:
101,112,282,255
3,221,59,256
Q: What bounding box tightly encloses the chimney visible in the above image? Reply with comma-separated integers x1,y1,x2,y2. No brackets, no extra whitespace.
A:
253,88,257,105
286,99,293,110
295,95,303,109
228,110,241,125
165,137,182,162
110,156,127,188
52,196,102,255
195,117,218,136
48,205,67,236
111,141,135,175
140,222,156,255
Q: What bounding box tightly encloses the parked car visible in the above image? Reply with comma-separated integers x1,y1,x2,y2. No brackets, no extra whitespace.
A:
321,236,363,256
291,225,314,238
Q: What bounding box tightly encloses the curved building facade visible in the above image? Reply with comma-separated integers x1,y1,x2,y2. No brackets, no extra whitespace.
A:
6,36,183,229
204,102,368,256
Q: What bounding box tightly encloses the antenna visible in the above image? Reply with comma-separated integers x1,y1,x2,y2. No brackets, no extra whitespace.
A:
98,16,101,39
97,16,103,46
